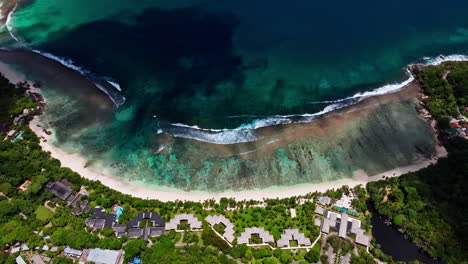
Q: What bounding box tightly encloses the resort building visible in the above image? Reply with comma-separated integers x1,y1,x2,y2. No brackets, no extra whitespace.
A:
237,227,274,245
314,206,324,215
321,211,370,247
165,214,202,231
30,255,46,264
317,196,331,205
18,180,32,192
276,228,311,248
85,207,116,231
15,256,26,264
290,208,297,218
112,224,127,238
86,208,165,240
127,211,166,240
46,181,73,201
63,247,83,258
85,248,123,264
334,194,353,209
205,214,235,243
46,181,90,215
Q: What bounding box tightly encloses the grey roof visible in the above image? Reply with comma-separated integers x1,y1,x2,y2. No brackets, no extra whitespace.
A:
46,181,72,201
92,207,106,219
277,228,311,248
149,227,165,237
80,200,89,210
314,217,322,227
86,249,122,264
321,218,333,233
205,215,235,243
31,255,46,264
355,230,371,247
350,219,361,234
314,206,324,215
165,214,202,231
105,213,116,228
16,256,27,264
318,196,331,205
128,211,165,228
237,227,274,245
321,211,369,246
112,224,127,233
339,213,348,238
86,219,106,231
127,228,143,238
64,247,82,257
86,207,117,230
69,193,82,207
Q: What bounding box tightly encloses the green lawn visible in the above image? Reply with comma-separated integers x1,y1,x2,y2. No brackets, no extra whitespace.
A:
35,205,54,220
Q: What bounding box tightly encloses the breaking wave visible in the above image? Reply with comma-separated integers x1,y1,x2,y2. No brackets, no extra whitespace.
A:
3,6,126,108
4,6,468,145
157,55,468,145
5,4,20,43
32,49,126,107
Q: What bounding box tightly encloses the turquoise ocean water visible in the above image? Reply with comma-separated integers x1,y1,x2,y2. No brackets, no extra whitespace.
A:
1,0,467,191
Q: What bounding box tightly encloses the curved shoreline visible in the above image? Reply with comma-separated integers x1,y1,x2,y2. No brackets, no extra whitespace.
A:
29,114,447,202
0,51,452,202
25,71,447,201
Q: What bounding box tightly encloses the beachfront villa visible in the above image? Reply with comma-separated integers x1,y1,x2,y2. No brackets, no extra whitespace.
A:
276,229,311,248
321,211,370,247
46,181,91,215
317,196,331,205
237,227,275,245
127,211,166,240
165,213,203,231
86,208,166,240
46,181,73,201
205,214,235,243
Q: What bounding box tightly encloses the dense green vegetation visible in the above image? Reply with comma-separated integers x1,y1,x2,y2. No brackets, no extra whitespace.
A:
415,61,468,119
228,200,319,239
368,61,468,263
1,59,467,264
0,74,325,264
368,138,468,263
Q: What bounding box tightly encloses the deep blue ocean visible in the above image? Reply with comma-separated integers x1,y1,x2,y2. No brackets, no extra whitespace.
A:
1,0,467,191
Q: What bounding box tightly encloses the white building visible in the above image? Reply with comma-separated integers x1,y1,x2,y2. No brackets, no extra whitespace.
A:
86,248,123,264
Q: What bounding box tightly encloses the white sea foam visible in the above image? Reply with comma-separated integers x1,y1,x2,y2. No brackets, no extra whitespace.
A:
266,139,280,144
157,54,468,145
32,49,89,74
5,12,126,108
423,54,468,65
5,4,20,43
107,80,122,91
155,145,165,154
31,49,126,107
162,124,261,144
94,83,126,107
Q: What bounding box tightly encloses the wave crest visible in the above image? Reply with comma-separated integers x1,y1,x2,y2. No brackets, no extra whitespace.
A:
155,54,468,145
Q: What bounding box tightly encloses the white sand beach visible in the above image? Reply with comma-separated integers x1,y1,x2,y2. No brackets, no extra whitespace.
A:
28,111,447,202
1,59,448,202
